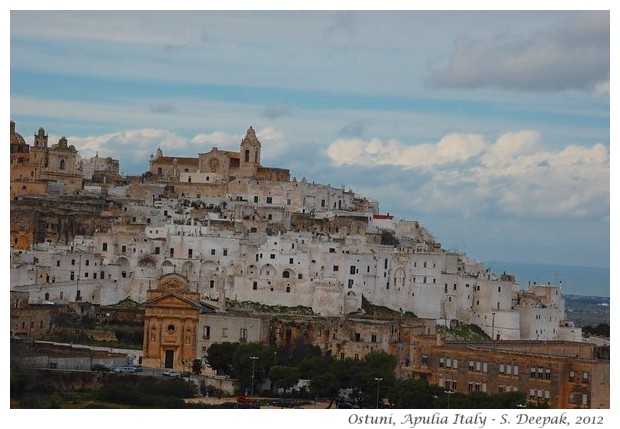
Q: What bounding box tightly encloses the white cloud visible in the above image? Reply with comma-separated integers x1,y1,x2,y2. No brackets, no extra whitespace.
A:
481,130,542,167
327,130,609,221
326,133,487,168
256,127,289,160
191,131,239,151
68,129,188,173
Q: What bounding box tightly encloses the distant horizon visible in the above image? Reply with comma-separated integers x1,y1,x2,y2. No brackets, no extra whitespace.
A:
486,260,609,297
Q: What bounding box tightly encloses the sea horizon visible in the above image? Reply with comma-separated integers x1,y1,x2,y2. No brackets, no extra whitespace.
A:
486,260,610,298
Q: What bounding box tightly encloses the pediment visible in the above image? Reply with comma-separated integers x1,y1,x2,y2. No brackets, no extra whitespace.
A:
145,292,200,310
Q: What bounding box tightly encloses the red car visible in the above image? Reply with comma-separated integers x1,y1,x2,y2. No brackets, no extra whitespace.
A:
236,395,256,403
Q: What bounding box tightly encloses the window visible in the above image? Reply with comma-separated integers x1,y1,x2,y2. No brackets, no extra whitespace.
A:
188,249,193,258
211,249,216,255
71,259,76,265
422,355,429,364
253,281,257,290
84,272,89,278
209,280,215,288
93,272,97,279
202,326,210,340
121,245,127,253
59,159,65,170
350,266,356,275
283,271,290,278
155,247,160,255
286,287,290,293
266,196,273,204
439,358,445,368
348,279,353,288
223,249,228,256
371,334,377,343
70,271,75,281
333,265,339,271
56,261,60,267
85,260,90,266
298,273,303,279
222,328,228,338
583,372,589,382
254,196,259,203
240,328,247,340
287,199,291,205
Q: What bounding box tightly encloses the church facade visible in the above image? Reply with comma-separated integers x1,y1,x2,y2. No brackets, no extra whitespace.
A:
142,273,201,370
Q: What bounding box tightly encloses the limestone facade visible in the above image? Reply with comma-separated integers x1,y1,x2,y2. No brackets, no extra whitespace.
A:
10,121,83,197
142,273,200,370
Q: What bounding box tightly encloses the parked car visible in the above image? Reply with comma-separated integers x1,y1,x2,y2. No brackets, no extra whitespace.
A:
114,366,137,373
236,395,257,404
162,369,181,377
129,365,143,372
91,364,111,372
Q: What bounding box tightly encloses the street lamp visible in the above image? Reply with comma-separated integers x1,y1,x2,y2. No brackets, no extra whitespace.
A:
250,356,259,398
445,390,454,409
375,377,383,409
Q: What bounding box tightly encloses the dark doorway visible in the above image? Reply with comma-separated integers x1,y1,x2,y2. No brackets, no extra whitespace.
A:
165,350,174,368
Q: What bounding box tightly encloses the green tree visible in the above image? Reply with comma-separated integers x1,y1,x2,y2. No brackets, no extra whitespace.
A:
309,371,341,408
231,342,275,394
191,359,204,375
206,342,239,375
270,365,301,393
388,379,443,409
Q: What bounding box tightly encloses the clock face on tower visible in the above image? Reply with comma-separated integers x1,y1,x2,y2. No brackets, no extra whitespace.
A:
209,158,220,172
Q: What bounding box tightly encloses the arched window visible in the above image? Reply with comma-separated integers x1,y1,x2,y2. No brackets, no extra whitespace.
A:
59,159,66,171
283,271,290,278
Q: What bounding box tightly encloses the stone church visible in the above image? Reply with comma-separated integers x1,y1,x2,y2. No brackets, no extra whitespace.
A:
148,126,290,183
142,273,202,370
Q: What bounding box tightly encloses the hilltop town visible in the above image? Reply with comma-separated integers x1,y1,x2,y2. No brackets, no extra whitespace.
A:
10,121,609,409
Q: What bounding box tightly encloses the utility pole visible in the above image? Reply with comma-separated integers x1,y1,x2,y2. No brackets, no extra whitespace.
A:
374,377,383,408
250,356,259,398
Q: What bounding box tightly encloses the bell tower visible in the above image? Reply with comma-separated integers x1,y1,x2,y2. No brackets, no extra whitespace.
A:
239,126,261,177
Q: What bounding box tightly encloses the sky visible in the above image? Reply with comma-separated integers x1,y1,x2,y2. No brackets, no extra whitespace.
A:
8,7,612,275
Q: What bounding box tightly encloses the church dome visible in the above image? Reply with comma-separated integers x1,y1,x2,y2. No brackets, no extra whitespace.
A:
10,121,26,146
